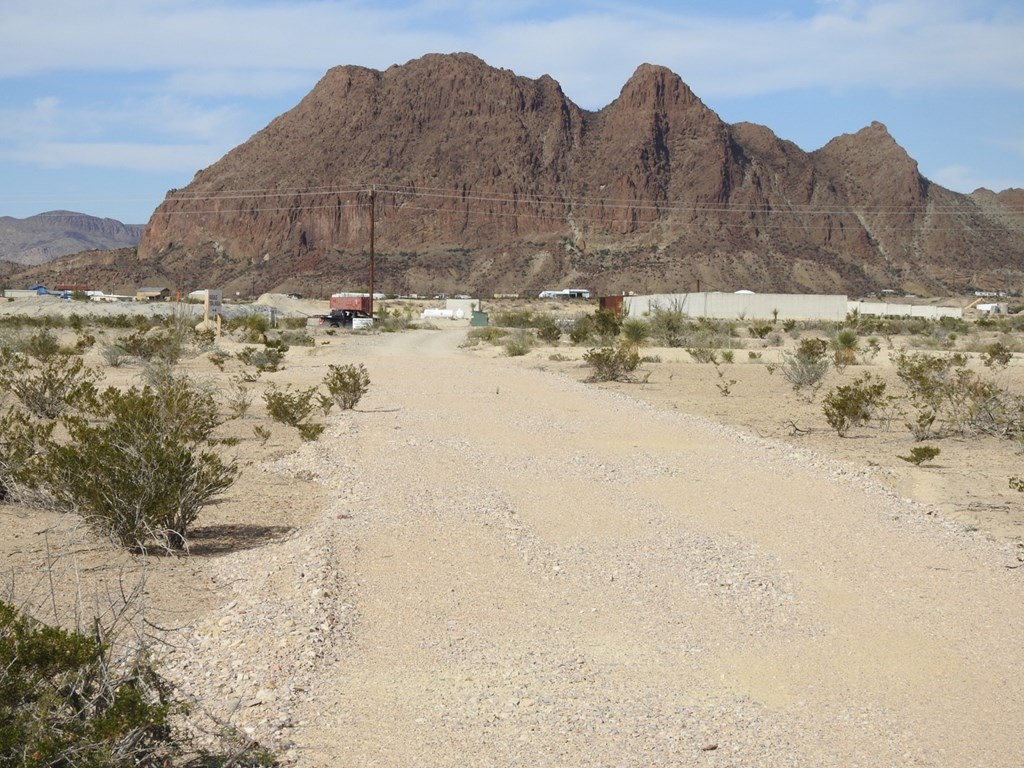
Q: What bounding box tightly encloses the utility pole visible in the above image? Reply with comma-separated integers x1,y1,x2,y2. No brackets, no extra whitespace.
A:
368,185,376,319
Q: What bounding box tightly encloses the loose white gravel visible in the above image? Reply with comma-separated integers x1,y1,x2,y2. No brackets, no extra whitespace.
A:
160,329,1024,767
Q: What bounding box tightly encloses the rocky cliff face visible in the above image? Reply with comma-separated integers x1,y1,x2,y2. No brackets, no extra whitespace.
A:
136,53,1024,297
0,211,143,266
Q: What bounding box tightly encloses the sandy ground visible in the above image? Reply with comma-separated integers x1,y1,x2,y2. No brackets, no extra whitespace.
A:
3,295,1024,766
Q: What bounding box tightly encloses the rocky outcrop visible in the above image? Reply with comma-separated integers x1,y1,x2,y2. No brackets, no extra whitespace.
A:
134,53,1023,297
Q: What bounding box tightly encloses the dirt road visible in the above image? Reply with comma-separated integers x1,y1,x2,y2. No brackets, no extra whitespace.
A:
215,328,1024,766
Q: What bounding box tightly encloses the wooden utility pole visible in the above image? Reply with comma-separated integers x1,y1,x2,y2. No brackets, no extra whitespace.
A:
368,186,376,319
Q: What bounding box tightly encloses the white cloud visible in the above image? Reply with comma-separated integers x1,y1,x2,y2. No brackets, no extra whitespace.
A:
1,0,1022,102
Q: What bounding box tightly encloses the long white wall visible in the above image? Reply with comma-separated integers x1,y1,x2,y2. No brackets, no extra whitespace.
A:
624,293,848,321
847,300,962,319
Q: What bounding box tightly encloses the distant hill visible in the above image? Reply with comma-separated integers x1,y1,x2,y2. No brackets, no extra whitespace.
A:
10,54,1024,297
0,211,143,266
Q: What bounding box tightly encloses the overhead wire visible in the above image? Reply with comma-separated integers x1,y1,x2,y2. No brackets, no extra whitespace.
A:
148,180,1024,234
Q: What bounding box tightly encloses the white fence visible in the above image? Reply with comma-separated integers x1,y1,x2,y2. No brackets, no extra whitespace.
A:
847,301,962,319
624,293,848,321
622,293,965,321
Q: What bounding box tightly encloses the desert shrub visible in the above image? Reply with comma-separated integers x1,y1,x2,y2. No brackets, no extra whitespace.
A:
99,345,130,369
982,341,1014,369
831,328,859,369
535,317,562,343
237,345,285,372
226,313,270,342
296,422,326,442
0,408,53,503
262,387,317,430
279,329,316,347
583,343,642,382
207,347,231,370
898,445,941,466
40,380,235,551
279,316,310,330
822,372,888,436
687,347,718,364
503,331,534,357
620,318,650,346
719,349,735,364
566,309,619,346
891,349,1021,440
491,309,538,328
569,315,596,345
224,377,253,419
16,329,63,360
748,322,774,339
592,308,622,339
374,307,416,333
0,600,276,767
462,326,508,347
323,363,370,410
714,366,737,397
0,600,173,767
117,327,186,364
253,424,272,445
780,337,830,392
1010,476,1024,493
0,349,99,420
647,302,689,347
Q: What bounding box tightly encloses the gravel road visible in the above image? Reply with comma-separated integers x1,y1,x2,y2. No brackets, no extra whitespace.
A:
166,327,1024,767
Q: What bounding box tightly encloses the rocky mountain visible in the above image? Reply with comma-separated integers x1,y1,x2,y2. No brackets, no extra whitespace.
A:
21,54,1024,297
0,211,142,267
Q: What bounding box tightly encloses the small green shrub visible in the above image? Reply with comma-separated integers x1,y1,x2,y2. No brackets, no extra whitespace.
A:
21,329,62,360
831,329,860,369
647,302,689,347
0,407,54,503
279,329,316,347
323,363,370,410
100,343,130,367
224,377,253,419
40,380,236,551
253,424,272,445
264,385,319,427
583,344,642,382
237,345,285,372
503,335,533,357
0,600,172,767
898,445,941,466
822,373,887,436
982,341,1013,369
620,318,650,346
715,366,737,397
207,347,231,370
297,422,326,441
463,326,508,347
748,322,773,339
780,337,830,393
0,600,276,767
687,347,718,364
0,349,99,420
536,318,561,344
117,328,182,364
227,313,270,342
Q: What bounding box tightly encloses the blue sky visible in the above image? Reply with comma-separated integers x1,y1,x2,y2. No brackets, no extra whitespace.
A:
1,0,1022,224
